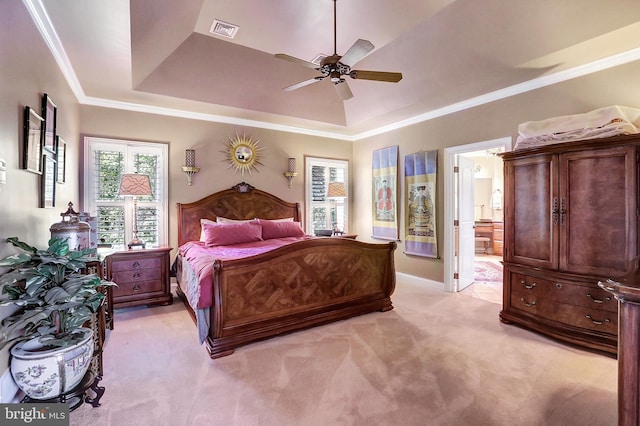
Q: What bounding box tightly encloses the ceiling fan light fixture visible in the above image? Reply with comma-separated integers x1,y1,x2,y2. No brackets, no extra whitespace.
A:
274,0,402,99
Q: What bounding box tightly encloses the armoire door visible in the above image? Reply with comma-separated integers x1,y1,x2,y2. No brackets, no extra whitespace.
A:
559,146,637,277
504,154,558,269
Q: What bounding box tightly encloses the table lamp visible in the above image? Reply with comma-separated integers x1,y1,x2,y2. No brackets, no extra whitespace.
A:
118,173,152,249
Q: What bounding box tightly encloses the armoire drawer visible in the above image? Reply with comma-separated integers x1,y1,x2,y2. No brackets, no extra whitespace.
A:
508,272,617,313
509,293,618,335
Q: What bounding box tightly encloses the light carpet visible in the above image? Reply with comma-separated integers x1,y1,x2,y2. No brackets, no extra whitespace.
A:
70,277,617,426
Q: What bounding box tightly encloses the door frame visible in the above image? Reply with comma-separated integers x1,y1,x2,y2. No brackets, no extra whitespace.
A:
443,137,512,293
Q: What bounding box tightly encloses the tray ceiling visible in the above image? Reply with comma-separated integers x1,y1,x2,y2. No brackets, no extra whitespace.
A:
35,0,640,139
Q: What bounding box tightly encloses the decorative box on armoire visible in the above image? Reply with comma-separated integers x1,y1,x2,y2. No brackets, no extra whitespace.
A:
499,134,640,356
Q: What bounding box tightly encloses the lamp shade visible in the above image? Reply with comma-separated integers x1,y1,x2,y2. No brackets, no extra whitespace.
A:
118,174,152,197
326,182,347,198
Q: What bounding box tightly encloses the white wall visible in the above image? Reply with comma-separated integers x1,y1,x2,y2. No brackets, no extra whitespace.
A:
0,2,81,372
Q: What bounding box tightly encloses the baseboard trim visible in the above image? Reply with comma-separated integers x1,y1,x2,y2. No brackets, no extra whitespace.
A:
396,272,445,291
0,369,20,403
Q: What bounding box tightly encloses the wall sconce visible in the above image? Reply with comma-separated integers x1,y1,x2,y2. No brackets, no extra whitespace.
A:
283,157,298,188
182,149,200,186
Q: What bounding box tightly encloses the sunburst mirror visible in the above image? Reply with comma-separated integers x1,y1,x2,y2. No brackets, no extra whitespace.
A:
224,133,263,176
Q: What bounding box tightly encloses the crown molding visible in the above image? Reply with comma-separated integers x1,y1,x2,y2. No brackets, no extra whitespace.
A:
25,0,640,142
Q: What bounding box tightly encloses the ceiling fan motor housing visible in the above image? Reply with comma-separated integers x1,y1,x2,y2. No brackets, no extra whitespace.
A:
320,55,351,83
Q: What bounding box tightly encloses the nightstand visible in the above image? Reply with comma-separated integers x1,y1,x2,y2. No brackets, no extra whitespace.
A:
105,247,173,308
333,234,357,239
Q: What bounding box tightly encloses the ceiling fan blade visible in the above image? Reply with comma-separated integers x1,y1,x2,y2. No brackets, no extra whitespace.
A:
334,80,353,100
283,77,324,92
339,39,375,67
274,53,318,69
349,70,403,83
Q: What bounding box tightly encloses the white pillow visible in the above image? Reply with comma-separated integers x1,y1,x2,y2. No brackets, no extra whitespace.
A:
257,217,294,223
216,216,255,224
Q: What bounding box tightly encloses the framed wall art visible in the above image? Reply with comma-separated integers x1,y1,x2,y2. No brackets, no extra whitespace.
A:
42,93,57,154
23,106,44,174
404,150,438,258
372,146,399,240
56,136,66,183
40,154,56,208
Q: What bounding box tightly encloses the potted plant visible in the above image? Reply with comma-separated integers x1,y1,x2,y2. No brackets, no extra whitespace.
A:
0,237,115,400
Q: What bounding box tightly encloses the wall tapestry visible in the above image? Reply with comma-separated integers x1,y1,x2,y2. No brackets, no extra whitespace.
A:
372,146,399,240
404,150,438,258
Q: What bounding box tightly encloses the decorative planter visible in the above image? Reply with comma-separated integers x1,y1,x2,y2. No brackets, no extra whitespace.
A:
10,328,94,400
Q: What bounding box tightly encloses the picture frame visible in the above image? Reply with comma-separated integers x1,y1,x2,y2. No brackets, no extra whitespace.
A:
372,146,399,241
40,154,56,208
42,93,57,154
56,136,66,183
404,150,439,258
23,106,44,174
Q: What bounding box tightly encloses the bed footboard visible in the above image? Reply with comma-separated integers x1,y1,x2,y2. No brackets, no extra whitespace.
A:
205,238,396,358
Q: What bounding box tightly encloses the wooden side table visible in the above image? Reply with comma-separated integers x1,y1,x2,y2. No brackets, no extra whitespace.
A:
333,234,357,239
105,247,173,309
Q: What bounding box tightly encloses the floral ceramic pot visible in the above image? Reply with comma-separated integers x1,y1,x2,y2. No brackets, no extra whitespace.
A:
10,328,94,400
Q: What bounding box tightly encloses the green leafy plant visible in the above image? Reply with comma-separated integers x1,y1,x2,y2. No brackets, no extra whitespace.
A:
0,237,116,349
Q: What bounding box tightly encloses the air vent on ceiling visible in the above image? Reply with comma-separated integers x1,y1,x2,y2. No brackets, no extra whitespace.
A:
210,19,239,39
312,54,328,65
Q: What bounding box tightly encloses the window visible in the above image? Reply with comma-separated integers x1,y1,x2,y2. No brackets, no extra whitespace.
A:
305,157,349,235
84,137,168,250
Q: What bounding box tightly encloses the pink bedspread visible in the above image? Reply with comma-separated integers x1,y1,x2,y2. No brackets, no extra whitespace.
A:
179,236,311,309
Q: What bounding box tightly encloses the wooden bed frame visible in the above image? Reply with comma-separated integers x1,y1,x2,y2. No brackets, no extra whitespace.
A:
174,182,397,358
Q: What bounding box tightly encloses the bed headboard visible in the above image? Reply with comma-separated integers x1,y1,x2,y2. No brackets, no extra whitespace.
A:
176,182,302,246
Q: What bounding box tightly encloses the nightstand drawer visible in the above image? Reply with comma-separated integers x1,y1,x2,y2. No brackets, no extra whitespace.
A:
111,268,160,284
112,280,162,298
110,257,162,272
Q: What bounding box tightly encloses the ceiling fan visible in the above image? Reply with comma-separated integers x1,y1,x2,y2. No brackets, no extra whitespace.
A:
275,0,403,100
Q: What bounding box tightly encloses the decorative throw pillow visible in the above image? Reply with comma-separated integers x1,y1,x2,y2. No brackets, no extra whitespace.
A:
259,219,305,240
202,221,263,246
200,217,256,241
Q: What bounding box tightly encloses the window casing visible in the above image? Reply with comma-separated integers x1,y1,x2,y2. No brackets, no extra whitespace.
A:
84,137,168,250
305,157,349,235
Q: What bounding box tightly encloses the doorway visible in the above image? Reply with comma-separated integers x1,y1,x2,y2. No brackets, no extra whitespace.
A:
443,137,512,296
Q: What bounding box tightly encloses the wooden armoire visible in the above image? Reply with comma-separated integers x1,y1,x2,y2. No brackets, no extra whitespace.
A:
500,134,640,355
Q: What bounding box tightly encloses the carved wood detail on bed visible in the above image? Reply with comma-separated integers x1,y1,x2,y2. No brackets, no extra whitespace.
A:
176,182,301,246
200,238,396,358
174,183,396,359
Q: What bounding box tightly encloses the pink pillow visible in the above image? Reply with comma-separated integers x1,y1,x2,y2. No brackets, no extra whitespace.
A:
202,221,263,246
259,219,305,240
199,217,256,241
